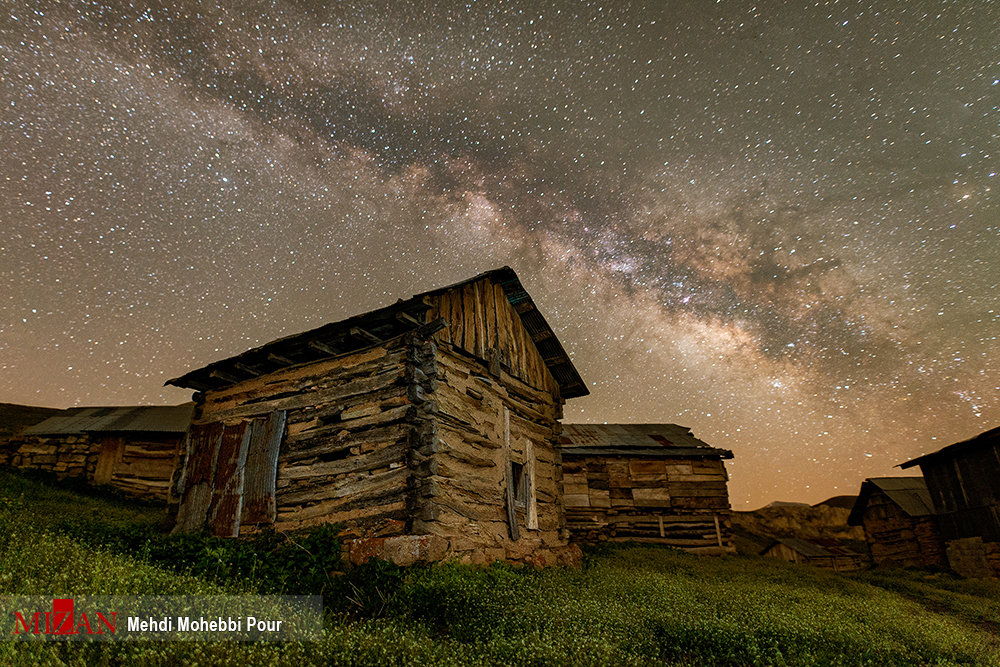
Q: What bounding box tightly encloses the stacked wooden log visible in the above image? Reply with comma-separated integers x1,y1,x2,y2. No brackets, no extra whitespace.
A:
558,424,735,556
562,455,733,554
414,340,568,564
169,335,418,537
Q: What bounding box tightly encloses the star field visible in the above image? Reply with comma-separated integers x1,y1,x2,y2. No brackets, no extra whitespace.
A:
2,0,998,508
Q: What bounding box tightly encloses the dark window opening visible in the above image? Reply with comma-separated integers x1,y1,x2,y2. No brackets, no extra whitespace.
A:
511,461,526,507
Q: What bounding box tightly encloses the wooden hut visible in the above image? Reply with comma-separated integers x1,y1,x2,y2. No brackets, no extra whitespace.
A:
761,537,864,571
558,424,735,555
847,477,947,569
164,268,588,566
5,405,193,501
900,426,1000,578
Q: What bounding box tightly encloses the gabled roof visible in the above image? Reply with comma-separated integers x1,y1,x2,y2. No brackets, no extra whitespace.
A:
899,426,1000,470
166,267,588,398
847,477,936,525
558,423,733,459
21,405,195,436
763,537,861,559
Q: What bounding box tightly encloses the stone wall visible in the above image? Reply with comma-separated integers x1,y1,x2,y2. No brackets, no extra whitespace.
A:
4,434,99,480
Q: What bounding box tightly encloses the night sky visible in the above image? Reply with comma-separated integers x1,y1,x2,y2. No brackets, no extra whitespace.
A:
3,1,997,509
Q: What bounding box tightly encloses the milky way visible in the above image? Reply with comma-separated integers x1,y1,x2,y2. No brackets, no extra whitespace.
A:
2,1,997,507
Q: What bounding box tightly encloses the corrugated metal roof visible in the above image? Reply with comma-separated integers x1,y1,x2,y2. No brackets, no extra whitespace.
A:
871,477,936,516
847,477,935,525
766,537,861,559
558,423,734,459
166,267,588,399
21,405,194,435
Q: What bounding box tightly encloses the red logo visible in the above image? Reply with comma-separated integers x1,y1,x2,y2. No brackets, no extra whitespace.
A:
13,598,117,636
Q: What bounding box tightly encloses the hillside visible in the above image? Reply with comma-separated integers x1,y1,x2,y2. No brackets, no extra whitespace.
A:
732,502,868,556
2,469,998,666
0,401,62,437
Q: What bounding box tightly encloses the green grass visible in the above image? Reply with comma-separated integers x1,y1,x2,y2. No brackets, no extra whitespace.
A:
2,468,999,666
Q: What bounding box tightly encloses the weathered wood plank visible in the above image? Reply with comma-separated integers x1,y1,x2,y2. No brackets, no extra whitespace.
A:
202,366,406,423
493,282,510,369
485,282,498,360
279,473,409,521
199,346,401,413
93,437,126,485
526,439,538,530
278,440,408,481
503,406,520,540
473,279,487,360
278,465,409,506
450,287,464,351
275,500,407,530
284,423,411,461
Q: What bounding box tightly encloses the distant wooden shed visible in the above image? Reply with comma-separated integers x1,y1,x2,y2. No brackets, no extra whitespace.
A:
5,405,193,501
558,424,735,555
164,268,588,566
762,537,864,571
847,477,947,569
900,426,1000,578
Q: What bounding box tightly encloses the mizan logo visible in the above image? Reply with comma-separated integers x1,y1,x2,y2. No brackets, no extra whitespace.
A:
13,598,117,636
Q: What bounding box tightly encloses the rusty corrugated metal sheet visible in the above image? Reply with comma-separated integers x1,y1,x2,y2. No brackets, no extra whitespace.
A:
207,421,252,537
172,422,224,534
241,411,286,525
22,405,194,435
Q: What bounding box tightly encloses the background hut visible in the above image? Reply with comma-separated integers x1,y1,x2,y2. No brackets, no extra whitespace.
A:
4,405,193,501
900,426,1000,578
558,424,735,555
847,477,946,569
761,537,865,571
165,268,588,566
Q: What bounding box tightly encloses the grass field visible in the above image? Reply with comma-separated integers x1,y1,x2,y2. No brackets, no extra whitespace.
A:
2,469,999,666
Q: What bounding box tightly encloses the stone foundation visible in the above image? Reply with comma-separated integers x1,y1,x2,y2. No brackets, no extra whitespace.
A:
946,537,1000,578
4,435,99,480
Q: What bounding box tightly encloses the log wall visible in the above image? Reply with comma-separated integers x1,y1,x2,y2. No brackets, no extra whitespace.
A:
861,489,948,569
562,455,735,555
410,339,569,564
4,432,179,501
168,282,581,566
171,335,419,537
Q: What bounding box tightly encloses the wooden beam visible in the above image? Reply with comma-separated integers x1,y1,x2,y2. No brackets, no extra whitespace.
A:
234,362,263,376
308,339,339,355
504,406,520,541
350,327,382,344
209,369,242,384
267,352,295,366
185,379,216,392
395,311,423,327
